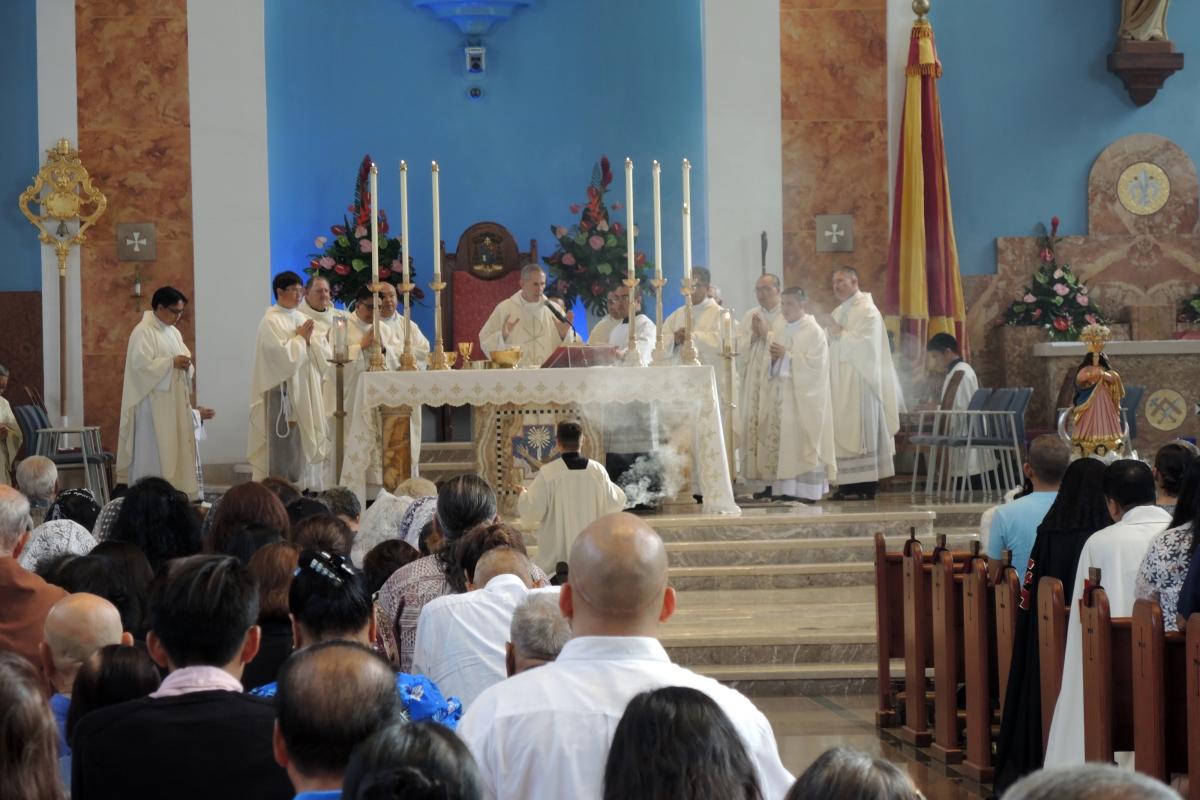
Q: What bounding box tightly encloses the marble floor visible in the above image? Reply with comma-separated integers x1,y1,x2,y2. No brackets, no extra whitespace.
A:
762,693,991,799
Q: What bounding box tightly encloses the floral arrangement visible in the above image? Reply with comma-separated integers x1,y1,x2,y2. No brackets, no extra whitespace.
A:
1180,291,1200,324
542,156,654,316
1001,216,1103,342
305,154,422,307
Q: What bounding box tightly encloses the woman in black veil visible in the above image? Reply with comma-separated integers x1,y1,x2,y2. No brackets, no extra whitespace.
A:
993,457,1111,793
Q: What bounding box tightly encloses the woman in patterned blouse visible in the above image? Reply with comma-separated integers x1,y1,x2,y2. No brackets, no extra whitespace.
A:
1136,454,1200,631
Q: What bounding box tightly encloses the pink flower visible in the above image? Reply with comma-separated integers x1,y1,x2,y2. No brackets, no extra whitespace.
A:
1032,309,1042,320
1023,293,1036,303
588,235,604,250
1077,294,1090,307
562,253,576,266
314,236,328,249
334,263,350,275
1053,283,1069,296
1053,316,1069,332
319,256,335,269
1053,269,1064,279
359,238,373,253
354,225,368,239
569,204,582,214
1086,313,1099,325
1040,248,1054,263
555,226,568,238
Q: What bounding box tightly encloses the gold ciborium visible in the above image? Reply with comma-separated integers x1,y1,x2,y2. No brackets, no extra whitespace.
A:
490,346,522,368
457,341,474,368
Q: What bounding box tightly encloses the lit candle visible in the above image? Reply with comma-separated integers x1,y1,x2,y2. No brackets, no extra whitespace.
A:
332,315,348,360
652,160,662,281
682,158,692,281
724,310,733,352
399,161,410,285
431,161,441,283
370,163,379,286
625,158,635,281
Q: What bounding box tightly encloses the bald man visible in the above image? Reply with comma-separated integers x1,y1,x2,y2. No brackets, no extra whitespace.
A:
458,513,794,800
413,547,551,707
40,593,131,756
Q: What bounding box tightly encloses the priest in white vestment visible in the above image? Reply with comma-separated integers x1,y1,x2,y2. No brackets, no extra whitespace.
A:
926,333,993,486
479,264,576,368
517,421,626,576
377,282,431,367
587,290,621,346
1044,461,1172,767
115,287,201,499
297,275,344,486
738,274,786,495
768,288,837,502
247,271,328,489
826,267,900,500
0,367,22,485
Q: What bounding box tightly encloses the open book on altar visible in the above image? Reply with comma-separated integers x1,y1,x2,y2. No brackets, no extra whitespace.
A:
540,345,620,368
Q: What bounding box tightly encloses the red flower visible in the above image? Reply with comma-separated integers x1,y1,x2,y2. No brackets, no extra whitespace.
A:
332,225,347,235
570,203,582,214
600,156,613,187
1051,216,1060,236
309,259,320,270
1032,308,1043,320
379,267,391,278
334,263,350,275
1053,316,1069,331
634,251,646,266
612,222,623,235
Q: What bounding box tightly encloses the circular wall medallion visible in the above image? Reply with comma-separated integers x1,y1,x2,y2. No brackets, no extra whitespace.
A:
1117,161,1171,216
1145,388,1187,432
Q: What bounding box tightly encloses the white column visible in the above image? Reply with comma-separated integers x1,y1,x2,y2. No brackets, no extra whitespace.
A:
36,0,83,426
701,0,783,314
188,0,271,472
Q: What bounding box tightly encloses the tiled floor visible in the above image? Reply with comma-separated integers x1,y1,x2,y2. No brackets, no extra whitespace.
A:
760,694,991,800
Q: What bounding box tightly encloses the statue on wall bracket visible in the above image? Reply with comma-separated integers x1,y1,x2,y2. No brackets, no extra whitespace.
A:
1108,0,1184,107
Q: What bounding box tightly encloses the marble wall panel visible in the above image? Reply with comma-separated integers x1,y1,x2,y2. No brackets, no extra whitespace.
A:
77,0,185,18
780,10,887,122
1088,134,1199,237
783,229,889,314
782,120,889,233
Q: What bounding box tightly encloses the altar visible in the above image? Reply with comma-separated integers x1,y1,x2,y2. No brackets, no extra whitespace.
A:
340,364,739,516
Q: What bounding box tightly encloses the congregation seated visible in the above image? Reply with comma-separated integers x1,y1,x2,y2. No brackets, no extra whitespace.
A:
242,541,300,691
49,543,154,640
71,554,294,800
273,641,403,798
14,459,99,573
250,549,462,728
603,686,765,800
506,592,572,676
363,539,420,596
17,454,60,525
1136,453,1200,630
108,476,201,569
47,487,102,532
320,486,361,535
261,475,302,509
785,747,921,800
1004,764,1177,800
206,480,292,555
352,476,437,563
224,522,284,565
457,512,794,798
342,722,484,800
1153,440,1197,513
291,512,354,558
287,496,331,528
0,485,68,667
0,650,65,799
985,435,1070,576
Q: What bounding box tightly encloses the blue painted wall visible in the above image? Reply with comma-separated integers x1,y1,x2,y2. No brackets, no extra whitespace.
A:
265,0,706,335
0,0,41,292
935,1,1200,276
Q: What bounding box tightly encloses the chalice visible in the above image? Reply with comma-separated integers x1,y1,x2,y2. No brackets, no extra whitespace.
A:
457,341,474,368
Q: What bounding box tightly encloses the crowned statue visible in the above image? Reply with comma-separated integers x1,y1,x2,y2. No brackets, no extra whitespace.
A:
1066,323,1127,460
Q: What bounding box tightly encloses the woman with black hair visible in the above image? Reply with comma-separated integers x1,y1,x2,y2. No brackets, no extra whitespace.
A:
342,722,483,800
1153,441,1198,512
108,476,201,569
1136,454,1200,630
603,687,762,800
993,457,1112,792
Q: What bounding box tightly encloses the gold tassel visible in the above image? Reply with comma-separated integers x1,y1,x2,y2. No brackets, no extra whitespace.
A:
906,62,943,78
911,21,933,39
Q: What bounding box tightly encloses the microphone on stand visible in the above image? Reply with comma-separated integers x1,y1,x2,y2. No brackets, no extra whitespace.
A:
544,299,582,341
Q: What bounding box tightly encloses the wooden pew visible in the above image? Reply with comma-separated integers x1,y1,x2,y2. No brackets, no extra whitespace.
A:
1131,597,1189,784
993,549,1020,704
1187,614,1200,800
874,529,913,727
931,541,977,763
1037,575,1070,756
960,549,996,782
1080,572,1135,763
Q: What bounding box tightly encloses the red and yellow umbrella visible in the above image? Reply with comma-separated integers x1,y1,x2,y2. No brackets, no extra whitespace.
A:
883,3,968,368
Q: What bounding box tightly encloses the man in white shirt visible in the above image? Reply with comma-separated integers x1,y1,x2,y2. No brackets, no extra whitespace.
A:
413,547,543,707
457,512,795,800
1044,460,1173,767
478,264,576,367
517,421,626,577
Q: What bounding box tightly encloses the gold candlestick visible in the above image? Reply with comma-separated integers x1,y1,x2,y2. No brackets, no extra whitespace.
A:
622,277,644,367
397,281,418,371
366,281,387,372
331,356,353,483
720,340,738,483
677,278,701,366
428,280,453,370
650,277,670,366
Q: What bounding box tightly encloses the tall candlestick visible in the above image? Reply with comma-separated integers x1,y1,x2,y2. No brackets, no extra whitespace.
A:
399,161,409,285
431,161,441,283
652,160,662,281
370,163,379,285
625,158,635,281
682,158,692,281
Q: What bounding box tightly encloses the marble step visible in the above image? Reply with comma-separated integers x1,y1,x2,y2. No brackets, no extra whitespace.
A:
663,532,979,567
696,663,877,697
667,562,877,591
648,510,937,543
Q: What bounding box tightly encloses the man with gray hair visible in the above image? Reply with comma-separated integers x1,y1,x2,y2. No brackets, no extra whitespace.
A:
478,264,577,368
0,485,67,667
1005,764,1177,800
506,593,571,676
16,455,58,525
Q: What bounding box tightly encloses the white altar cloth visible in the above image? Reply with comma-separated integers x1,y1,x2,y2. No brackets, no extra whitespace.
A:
341,365,739,515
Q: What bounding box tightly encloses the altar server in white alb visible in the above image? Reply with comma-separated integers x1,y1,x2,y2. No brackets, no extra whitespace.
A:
663,266,733,376
604,283,656,366
517,421,626,576
378,282,431,366
587,289,622,346
116,287,204,499
925,333,992,484
825,267,900,500
247,271,329,489
479,264,576,368
0,366,22,486
1044,460,1172,768
737,274,786,495
766,287,837,502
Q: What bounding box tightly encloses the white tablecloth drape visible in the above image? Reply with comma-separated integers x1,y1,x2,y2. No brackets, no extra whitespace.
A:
341,365,738,515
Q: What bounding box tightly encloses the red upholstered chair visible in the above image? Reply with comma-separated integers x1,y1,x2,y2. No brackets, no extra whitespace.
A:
442,222,538,360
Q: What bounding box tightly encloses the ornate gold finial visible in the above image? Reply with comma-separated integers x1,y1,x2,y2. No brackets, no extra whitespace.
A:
1079,322,1112,353
913,0,931,19
18,138,107,277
